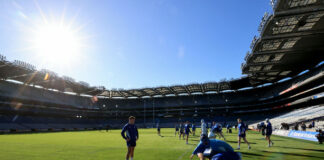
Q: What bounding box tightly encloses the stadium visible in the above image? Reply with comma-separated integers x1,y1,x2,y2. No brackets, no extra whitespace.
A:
1,0,324,160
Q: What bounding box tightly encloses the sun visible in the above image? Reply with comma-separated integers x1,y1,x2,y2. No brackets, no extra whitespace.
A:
31,23,83,66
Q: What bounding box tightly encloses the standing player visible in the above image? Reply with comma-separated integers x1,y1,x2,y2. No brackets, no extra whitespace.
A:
106,124,110,132
121,116,139,160
192,123,196,136
185,121,191,144
226,124,232,133
179,122,185,140
175,123,179,136
237,118,251,150
201,119,207,136
157,123,161,136
265,119,274,147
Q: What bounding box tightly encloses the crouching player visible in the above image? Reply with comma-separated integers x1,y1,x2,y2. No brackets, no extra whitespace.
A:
121,116,139,160
190,134,241,160
316,129,324,144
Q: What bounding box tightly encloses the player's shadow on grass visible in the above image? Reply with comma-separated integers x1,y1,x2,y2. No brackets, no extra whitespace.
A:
226,140,257,144
275,146,324,152
269,139,283,141
240,152,263,157
160,135,173,137
191,139,200,142
261,151,324,159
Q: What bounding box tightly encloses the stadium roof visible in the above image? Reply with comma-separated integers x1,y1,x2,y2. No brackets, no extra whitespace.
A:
1,0,323,98
0,56,250,98
241,0,324,84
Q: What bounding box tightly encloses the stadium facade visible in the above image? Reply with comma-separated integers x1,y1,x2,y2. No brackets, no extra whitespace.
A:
1,0,324,132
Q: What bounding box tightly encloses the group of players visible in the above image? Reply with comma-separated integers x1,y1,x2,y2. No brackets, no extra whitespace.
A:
174,121,197,144
120,116,273,160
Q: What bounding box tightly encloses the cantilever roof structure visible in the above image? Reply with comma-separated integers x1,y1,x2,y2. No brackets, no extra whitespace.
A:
0,0,323,98
241,0,324,84
0,56,248,98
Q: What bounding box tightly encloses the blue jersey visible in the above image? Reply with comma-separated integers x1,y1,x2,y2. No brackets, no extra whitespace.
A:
266,122,272,135
192,125,196,131
212,124,222,133
238,123,246,135
180,124,184,132
192,139,234,155
121,123,139,140
185,124,191,133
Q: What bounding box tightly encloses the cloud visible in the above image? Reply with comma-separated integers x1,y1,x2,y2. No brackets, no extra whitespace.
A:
177,46,185,59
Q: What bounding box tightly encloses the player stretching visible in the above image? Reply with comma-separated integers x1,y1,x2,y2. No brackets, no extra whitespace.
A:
192,123,196,136
213,122,226,141
237,118,251,150
185,121,191,144
190,134,241,160
121,116,139,160
265,119,274,147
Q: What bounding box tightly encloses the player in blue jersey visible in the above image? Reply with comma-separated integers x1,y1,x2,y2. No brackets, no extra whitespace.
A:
212,122,226,141
179,122,185,140
192,123,196,136
237,118,251,150
175,123,179,136
201,119,207,136
226,124,232,133
265,119,274,147
157,123,161,136
190,134,241,160
185,121,192,144
121,116,139,160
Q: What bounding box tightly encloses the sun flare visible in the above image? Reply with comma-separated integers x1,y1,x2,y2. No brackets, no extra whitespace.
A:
31,23,83,66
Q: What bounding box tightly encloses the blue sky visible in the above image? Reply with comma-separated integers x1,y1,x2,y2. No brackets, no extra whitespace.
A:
0,0,271,89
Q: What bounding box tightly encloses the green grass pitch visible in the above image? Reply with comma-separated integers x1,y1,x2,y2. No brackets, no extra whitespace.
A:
0,128,323,160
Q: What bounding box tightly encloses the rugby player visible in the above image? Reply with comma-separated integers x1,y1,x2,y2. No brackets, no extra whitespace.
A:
201,119,207,136
121,116,139,160
190,134,241,160
265,119,274,147
179,122,185,140
185,121,192,144
157,123,161,136
212,122,226,141
192,123,196,136
175,123,179,136
237,118,251,150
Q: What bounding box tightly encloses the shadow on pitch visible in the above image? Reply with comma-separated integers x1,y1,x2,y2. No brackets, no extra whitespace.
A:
225,140,257,144
261,150,324,159
240,152,263,157
275,146,324,152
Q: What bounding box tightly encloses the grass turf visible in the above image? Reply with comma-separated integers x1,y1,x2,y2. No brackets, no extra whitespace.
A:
0,128,323,160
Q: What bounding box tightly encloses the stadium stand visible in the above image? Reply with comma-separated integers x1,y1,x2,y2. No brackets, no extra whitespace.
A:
1,0,324,133
250,105,324,131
